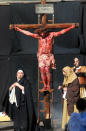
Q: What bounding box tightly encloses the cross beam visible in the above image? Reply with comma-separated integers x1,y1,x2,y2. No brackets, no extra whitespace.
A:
9,23,79,30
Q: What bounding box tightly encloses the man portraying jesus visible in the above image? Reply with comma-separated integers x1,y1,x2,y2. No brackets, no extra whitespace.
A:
14,24,76,91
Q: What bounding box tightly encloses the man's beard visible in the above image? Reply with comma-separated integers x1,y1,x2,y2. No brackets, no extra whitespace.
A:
41,33,49,38
42,35,46,38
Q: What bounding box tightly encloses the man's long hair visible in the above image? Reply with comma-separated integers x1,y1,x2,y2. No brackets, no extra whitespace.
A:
34,25,51,38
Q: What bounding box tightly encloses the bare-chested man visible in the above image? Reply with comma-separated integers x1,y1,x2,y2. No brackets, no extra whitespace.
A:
14,24,76,91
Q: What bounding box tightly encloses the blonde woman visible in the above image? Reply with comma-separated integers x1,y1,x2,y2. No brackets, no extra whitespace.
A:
58,66,80,129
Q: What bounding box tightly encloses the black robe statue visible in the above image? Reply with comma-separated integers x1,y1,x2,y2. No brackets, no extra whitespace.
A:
6,77,37,131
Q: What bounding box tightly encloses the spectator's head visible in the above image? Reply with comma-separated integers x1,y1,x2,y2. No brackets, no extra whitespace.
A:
73,57,80,67
76,98,86,112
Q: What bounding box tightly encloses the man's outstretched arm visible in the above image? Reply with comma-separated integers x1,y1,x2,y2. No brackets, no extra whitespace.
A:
15,26,39,39
52,24,77,37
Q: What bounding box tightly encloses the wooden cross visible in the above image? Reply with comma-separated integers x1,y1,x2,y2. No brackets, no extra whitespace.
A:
10,0,79,30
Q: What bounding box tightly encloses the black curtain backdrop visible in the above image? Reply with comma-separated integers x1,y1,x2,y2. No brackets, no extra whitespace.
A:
0,2,86,112
81,2,86,54
54,2,80,54
10,3,38,54
0,56,11,106
0,5,12,55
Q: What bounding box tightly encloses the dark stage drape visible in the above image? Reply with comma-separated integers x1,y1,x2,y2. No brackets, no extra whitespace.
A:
0,2,86,112
81,2,86,54
0,5,12,55
0,56,11,110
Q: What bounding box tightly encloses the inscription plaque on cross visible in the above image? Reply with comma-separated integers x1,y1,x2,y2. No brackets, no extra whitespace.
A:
9,0,79,126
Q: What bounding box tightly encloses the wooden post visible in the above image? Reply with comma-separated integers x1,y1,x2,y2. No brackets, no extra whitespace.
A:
41,0,50,123
44,91,50,119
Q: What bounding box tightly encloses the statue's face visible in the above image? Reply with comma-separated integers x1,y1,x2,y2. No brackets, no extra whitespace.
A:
40,32,49,38
17,72,24,79
40,32,44,36
74,58,79,67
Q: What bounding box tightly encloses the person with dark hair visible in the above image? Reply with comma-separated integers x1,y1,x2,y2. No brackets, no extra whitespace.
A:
14,24,76,91
9,69,37,131
72,57,86,98
66,98,86,131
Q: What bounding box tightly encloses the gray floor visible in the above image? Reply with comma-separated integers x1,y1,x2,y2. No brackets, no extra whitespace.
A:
0,103,63,131
0,123,63,131
0,90,63,131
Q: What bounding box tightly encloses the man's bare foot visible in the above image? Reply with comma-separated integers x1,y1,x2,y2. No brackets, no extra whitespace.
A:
46,87,50,91
40,87,46,92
